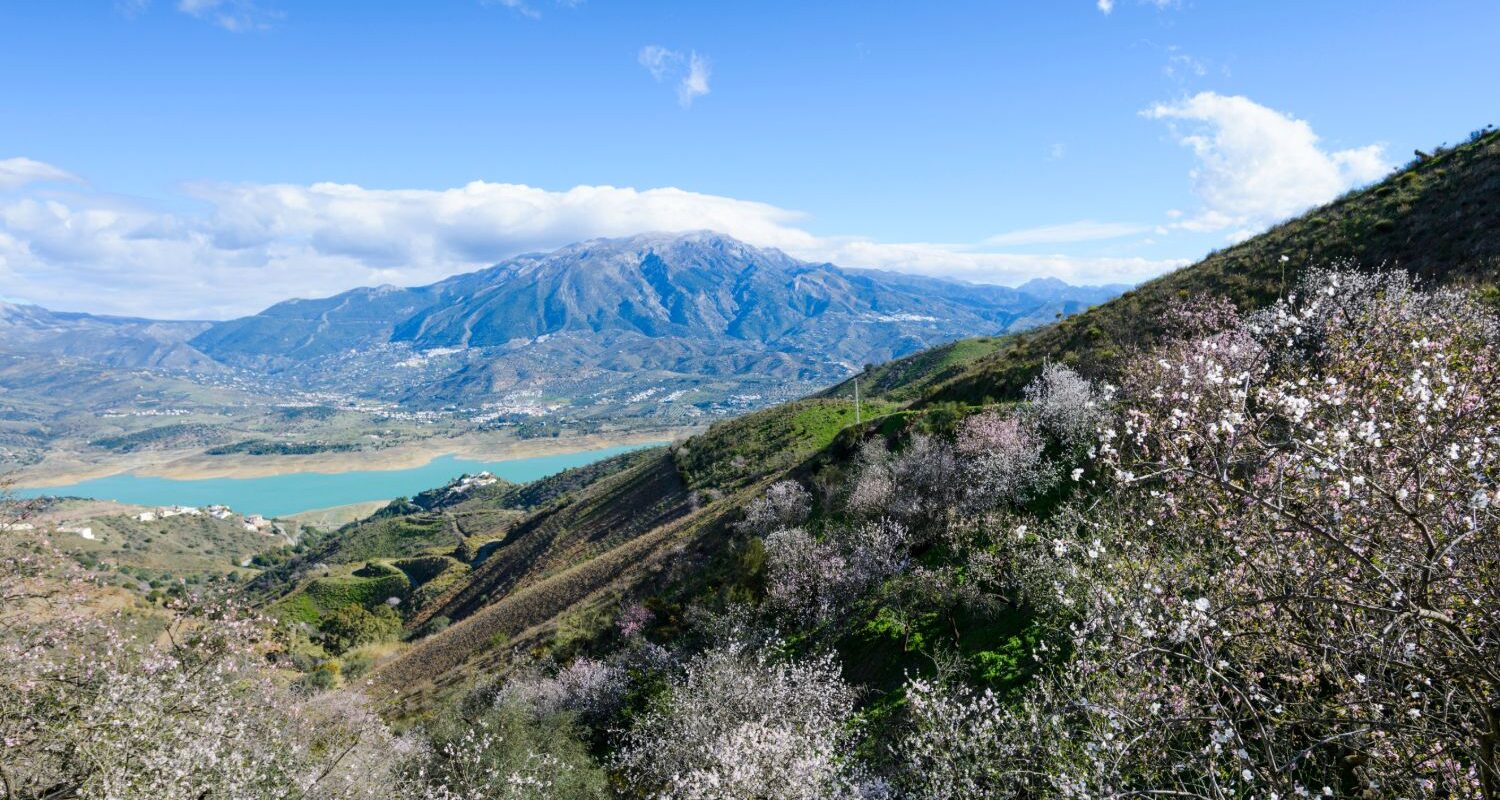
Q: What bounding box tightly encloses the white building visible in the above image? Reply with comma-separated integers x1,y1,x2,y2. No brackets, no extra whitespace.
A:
243,514,271,532
57,524,94,540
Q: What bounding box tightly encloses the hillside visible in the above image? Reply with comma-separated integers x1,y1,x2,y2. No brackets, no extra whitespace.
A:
283,127,1500,713
825,128,1500,406
0,302,218,371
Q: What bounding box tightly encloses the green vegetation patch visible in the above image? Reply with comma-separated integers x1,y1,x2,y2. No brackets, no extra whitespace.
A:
205,439,356,456
675,399,897,491
89,423,224,453
823,336,1005,404
301,562,410,612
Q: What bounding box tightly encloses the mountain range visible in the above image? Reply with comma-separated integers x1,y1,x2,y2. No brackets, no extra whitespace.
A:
0,302,216,371
1,232,1125,414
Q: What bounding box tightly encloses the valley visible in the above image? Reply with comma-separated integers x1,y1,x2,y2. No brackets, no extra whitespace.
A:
1,232,1123,491
16,441,664,518
5,4,1497,796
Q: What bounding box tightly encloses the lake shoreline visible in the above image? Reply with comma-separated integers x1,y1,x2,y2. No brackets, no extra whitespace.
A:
14,428,692,488
13,442,673,519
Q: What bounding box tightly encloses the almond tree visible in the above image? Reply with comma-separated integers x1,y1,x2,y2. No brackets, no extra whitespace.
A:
1077,271,1500,798
891,271,1499,799
614,640,885,799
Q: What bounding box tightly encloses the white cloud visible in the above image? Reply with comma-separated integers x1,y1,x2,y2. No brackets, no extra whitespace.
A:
1048,142,1067,160
638,46,711,108
808,239,1179,289
0,171,1179,319
638,45,675,81
1097,0,1115,13
176,0,279,31
0,158,80,192
678,53,712,108
1145,92,1391,236
491,0,540,19
985,221,1148,246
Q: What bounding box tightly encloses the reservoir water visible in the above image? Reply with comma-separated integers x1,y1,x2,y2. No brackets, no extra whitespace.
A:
14,445,658,519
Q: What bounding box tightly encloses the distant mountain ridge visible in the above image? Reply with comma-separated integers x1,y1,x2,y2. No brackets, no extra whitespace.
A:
172,232,1125,407
0,231,1128,417
190,232,1123,367
0,301,218,370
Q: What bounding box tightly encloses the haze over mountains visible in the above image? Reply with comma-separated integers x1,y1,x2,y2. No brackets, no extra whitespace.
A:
3,232,1124,411
0,302,216,371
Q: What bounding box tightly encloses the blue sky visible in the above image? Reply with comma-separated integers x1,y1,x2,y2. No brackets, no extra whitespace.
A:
0,0,1495,318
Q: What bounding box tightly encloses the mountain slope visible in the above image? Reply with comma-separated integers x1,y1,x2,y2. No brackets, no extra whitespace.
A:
188,232,1125,408
0,302,218,370
334,128,1500,710
187,284,445,366
875,129,1500,405
810,129,1500,408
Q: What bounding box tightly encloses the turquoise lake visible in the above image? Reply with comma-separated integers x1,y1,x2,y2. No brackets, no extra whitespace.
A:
15,444,658,519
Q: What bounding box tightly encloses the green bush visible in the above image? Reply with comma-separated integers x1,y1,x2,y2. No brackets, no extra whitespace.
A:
319,604,402,655
408,615,451,641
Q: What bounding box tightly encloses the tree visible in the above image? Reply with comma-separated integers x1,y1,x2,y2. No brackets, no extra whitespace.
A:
763,520,909,626
0,532,409,800
614,640,885,799
893,271,1500,798
737,479,813,535
400,701,608,800
1091,271,1500,798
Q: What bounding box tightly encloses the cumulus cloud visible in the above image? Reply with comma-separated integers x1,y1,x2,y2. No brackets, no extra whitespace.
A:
0,172,1178,319
176,0,279,31
1145,92,1391,238
0,158,80,192
638,46,711,108
1097,0,1114,13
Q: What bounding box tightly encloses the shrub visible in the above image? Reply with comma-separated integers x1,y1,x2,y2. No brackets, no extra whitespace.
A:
737,479,813,534
763,520,910,627
1021,362,1101,449
319,603,402,655
400,702,608,800
614,640,883,799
